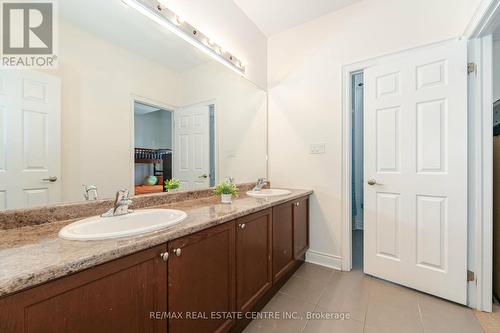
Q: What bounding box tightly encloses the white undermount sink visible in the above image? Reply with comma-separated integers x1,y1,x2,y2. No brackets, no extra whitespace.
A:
58,209,187,241
246,189,292,198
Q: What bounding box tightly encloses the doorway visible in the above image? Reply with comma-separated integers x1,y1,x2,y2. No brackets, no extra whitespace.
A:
133,101,173,195
351,72,364,271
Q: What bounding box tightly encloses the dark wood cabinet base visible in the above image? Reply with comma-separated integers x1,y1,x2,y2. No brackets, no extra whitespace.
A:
0,196,310,333
231,257,305,333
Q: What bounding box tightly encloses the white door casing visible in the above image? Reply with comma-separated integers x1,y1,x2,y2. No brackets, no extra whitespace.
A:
0,70,61,210
364,41,468,304
173,103,210,190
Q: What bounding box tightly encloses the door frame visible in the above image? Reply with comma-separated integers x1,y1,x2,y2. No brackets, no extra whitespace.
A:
129,95,177,194
462,0,500,312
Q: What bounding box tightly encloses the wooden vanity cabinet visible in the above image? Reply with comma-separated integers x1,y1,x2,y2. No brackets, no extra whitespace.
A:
272,201,295,283
293,197,309,260
272,197,310,283
0,244,168,333
167,221,236,333
0,195,310,333
235,209,272,314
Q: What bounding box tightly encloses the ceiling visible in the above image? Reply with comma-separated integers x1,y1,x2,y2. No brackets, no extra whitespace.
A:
60,0,209,73
233,0,361,36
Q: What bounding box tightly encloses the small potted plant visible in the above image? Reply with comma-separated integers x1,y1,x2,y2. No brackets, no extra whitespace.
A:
213,181,238,204
164,178,181,192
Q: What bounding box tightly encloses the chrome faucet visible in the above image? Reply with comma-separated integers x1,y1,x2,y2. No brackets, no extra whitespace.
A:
83,185,98,201
252,178,267,191
102,189,133,217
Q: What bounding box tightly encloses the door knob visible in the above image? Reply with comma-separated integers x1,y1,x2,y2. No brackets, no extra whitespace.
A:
173,248,182,256
160,252,169,262
367,179,381,186
42,176,58,182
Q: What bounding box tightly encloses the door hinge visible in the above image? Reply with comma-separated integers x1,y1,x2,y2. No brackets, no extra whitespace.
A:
467,270,475,282
467,62,477,75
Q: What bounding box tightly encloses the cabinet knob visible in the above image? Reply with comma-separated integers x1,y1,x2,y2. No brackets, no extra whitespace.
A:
238,223,246,229
295,202,300,207
160,252,169,262
173,248,182,256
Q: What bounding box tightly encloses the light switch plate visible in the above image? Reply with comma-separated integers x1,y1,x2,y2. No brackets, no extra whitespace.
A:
310,143,326,154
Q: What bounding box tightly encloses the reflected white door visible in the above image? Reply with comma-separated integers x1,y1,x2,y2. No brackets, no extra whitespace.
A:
173,104,210,190
0,70,61,210
363,40,467,304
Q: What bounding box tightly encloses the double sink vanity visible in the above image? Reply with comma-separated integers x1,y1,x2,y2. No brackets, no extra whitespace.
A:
0,186,311,332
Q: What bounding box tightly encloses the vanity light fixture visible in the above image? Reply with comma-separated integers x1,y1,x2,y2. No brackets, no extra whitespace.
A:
122,0,246,75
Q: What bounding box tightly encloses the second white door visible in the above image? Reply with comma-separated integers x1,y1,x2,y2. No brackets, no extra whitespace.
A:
0,70,61,210
363,40,468,304
173,103,210,190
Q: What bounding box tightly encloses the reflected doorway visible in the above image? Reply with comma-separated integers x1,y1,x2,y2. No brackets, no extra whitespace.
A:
133,101,173,195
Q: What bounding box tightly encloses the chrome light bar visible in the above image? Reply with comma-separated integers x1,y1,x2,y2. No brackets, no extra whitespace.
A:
122,0,246,75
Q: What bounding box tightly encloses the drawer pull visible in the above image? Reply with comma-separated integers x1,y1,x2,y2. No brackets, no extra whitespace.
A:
160,252,169,262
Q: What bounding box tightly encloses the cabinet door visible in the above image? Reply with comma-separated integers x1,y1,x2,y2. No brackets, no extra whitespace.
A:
272,202,295,282
0,244,168,333
168,222,235,333
236,209,272,313
293,197,309,259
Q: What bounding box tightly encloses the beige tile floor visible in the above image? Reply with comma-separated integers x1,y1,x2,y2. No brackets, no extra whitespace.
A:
244,231,489,333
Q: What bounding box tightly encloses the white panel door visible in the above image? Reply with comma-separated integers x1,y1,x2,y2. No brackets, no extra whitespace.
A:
364,40,467,304
0,70,61,210
173,104,210,190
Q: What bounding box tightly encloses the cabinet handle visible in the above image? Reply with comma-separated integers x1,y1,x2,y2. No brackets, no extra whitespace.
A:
238,223,246,229
173,248,182,256
160,252,169,262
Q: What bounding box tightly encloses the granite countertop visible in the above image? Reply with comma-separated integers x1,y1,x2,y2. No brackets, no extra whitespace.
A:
0,189,312,298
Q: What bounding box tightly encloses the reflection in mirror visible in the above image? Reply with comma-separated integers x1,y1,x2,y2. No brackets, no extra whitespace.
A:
0,0,267,211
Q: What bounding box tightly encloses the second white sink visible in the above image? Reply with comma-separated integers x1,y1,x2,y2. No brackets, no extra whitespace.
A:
246,189,292,198
59,209,187,241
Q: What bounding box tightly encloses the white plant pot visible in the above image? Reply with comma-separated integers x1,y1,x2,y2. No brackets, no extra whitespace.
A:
221,194,232,204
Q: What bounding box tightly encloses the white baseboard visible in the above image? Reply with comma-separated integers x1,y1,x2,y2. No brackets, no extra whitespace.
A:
305,250,342,271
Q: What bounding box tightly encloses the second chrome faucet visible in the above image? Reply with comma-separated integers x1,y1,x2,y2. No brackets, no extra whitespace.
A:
102,189,133,217
252,178,267,191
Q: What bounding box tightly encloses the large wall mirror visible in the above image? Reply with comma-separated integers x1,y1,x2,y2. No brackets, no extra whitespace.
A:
0,0,267,211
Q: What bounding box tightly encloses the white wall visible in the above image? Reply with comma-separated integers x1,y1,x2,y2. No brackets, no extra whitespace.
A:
52,20,180,202
163,0,267,89
493,40,500,102
179,61,268,184
268,0,482,268
352,74,364,230
134,110,173,149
